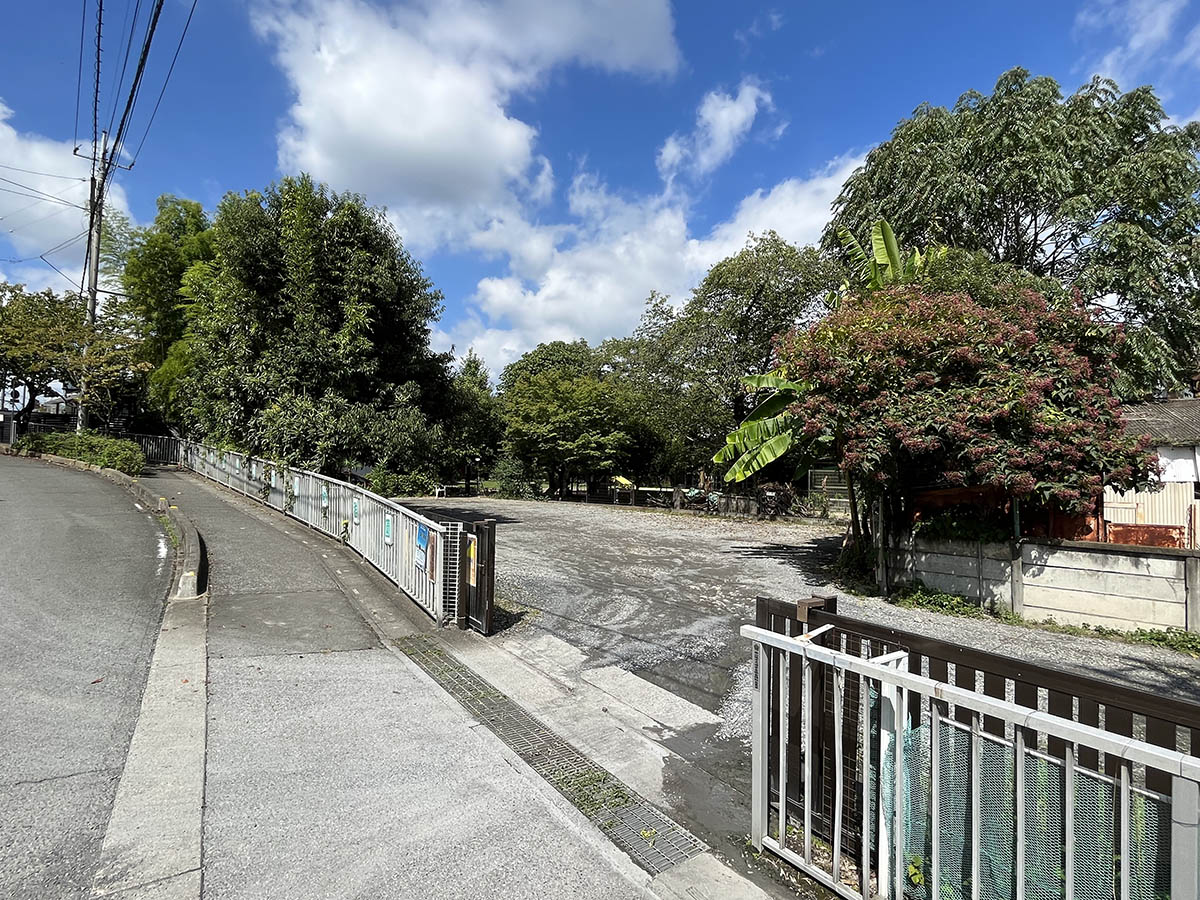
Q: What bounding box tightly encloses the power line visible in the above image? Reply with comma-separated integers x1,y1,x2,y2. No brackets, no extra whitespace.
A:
0,231,88,264
74,0,87,148
0,163,87,181
0,180,88,223
0,175,87,206
128,0,198,165
38,254,78,289
3,201,84,238
0,185,86,208
104,0,165,177
105,0,143,137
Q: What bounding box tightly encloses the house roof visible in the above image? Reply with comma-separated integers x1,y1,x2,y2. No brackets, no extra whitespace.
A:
1122,398,1200,447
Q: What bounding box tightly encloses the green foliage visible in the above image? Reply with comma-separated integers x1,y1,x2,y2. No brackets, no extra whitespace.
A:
15,431,146,476
765,288,1155,515
911,505,1013,543
836,219,945,292
498,340,596,394
492,455,540,499
501,367,630,494
109,196,214,369
827,68,1200,397
0,283,149,429
368,469,436,497
892,582,1200,657
177,174,449,473
893,583,990,618
442,350,504,484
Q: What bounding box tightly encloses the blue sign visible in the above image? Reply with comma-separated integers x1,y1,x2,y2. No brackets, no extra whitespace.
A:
415,524,430,570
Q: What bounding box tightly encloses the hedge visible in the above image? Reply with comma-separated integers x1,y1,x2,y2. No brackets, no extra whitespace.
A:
15,431,146,476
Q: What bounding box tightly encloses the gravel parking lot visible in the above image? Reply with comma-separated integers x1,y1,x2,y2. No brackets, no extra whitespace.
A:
404,496,1200,869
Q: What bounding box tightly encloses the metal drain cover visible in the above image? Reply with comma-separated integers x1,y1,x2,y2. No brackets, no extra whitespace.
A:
397,635,707,874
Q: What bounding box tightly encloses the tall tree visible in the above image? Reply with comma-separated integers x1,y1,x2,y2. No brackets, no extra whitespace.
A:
826,68,1200,397
178,174,450,474
636,232,843,424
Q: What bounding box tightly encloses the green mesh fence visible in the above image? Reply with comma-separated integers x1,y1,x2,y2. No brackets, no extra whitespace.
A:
867,688,1172,900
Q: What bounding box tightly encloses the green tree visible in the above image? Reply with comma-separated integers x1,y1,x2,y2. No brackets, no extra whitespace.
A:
178,174,450,474
636,232,843,425
826,68,1200,397
443,350,504,491
497,339,596,394
0,283,148,432
114,196,214,368
501,369,629,498
718,286,1156,546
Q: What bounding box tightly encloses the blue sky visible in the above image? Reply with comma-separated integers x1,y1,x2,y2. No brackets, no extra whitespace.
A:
2,0,1199,372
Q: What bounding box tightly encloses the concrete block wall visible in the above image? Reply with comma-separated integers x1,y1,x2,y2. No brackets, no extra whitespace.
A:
885,538,1013,611
888,535,1200,632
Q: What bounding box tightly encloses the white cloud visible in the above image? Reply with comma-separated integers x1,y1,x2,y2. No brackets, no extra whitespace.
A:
1075,0,1188,87
0,100,131,294
657,79,775,182
254,0,679,252
437,154,864,373
734,9,784,54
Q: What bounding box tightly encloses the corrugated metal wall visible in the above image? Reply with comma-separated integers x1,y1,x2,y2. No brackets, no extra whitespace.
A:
1104,482,1200,547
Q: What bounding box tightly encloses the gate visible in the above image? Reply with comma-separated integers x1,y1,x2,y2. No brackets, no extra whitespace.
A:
743,596,1200,899
452,519,495,635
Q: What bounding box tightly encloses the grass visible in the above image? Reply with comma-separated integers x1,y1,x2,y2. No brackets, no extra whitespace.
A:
892,583,1200,658
156,514,180,549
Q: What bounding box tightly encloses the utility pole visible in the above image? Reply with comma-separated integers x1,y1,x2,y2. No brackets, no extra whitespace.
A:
77,129,108,433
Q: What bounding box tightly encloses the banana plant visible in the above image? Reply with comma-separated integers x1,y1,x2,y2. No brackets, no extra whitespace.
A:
713,373,809,482
836,219,946,291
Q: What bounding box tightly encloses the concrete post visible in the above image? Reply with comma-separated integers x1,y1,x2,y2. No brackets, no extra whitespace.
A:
1186,556,1200,633
1172,776,1199,900
1010,542,1025,618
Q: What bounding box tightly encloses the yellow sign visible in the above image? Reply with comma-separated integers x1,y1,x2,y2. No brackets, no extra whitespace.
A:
467,535,477,587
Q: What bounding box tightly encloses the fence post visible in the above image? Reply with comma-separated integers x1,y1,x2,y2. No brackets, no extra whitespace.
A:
750,636,768,850
1186,555,1200,633
456,523,472,630
1174,776,1200,900
1010,541,1025,618
481,518,496,635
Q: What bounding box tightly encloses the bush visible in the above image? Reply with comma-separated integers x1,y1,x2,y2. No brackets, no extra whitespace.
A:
15,431,146,476
911,504,1012,543
369,468,437,497
755,482,796,518
492,456,538,500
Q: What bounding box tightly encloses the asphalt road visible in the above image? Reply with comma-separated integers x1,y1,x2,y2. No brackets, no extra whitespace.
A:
0,455,171,899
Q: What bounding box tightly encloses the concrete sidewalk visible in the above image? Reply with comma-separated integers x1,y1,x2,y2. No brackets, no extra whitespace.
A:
148,470,657,900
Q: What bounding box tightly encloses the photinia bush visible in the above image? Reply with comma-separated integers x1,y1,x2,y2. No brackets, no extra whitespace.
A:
774,288,1156,516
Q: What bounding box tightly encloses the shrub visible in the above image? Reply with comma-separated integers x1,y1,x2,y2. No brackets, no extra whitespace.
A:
369,468,437,497
755,482,796,518
492,456,539,500
15,431,146,476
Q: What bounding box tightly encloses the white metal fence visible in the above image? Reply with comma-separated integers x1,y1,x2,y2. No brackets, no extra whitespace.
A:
153,438,456,624
742,622,1200,900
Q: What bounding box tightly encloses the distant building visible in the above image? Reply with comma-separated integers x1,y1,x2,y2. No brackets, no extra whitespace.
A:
1104,398,1200,548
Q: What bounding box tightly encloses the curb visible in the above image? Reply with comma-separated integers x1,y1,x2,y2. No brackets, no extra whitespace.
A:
4,450,209,899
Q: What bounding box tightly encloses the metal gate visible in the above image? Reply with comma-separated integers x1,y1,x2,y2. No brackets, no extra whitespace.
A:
743,611,1200,899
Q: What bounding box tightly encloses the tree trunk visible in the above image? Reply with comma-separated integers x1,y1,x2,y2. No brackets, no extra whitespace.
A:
847,472,862,548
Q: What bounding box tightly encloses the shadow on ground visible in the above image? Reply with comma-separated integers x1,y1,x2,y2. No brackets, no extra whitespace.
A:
727,534,842,579
398,501,523,525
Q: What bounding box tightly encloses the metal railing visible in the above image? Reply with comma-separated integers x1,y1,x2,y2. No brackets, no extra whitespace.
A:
742,620,1200,900
171,440,452,624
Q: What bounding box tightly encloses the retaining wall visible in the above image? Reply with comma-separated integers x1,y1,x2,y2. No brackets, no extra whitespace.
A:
886,535,1200,632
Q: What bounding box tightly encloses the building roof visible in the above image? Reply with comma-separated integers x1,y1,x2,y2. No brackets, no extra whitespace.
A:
1122,398,1200,447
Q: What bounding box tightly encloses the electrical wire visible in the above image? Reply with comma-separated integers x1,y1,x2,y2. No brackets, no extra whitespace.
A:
0,163,87,181
0,185,86,208
104,0,165,177
74,0,87,148
0,176,87,205
128,0,198,165
0,230,88,264
105,0,142,137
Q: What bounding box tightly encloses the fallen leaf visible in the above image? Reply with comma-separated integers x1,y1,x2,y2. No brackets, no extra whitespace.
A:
90,678,103,684
181,678,189,684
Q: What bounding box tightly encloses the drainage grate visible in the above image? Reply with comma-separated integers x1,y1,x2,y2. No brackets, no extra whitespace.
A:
397,635,706,875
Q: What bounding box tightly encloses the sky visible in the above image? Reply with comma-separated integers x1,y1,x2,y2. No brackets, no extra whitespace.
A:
2,0,1199,375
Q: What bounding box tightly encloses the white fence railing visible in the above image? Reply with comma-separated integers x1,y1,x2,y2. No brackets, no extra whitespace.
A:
742,622,1200,900
164,439,453,624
